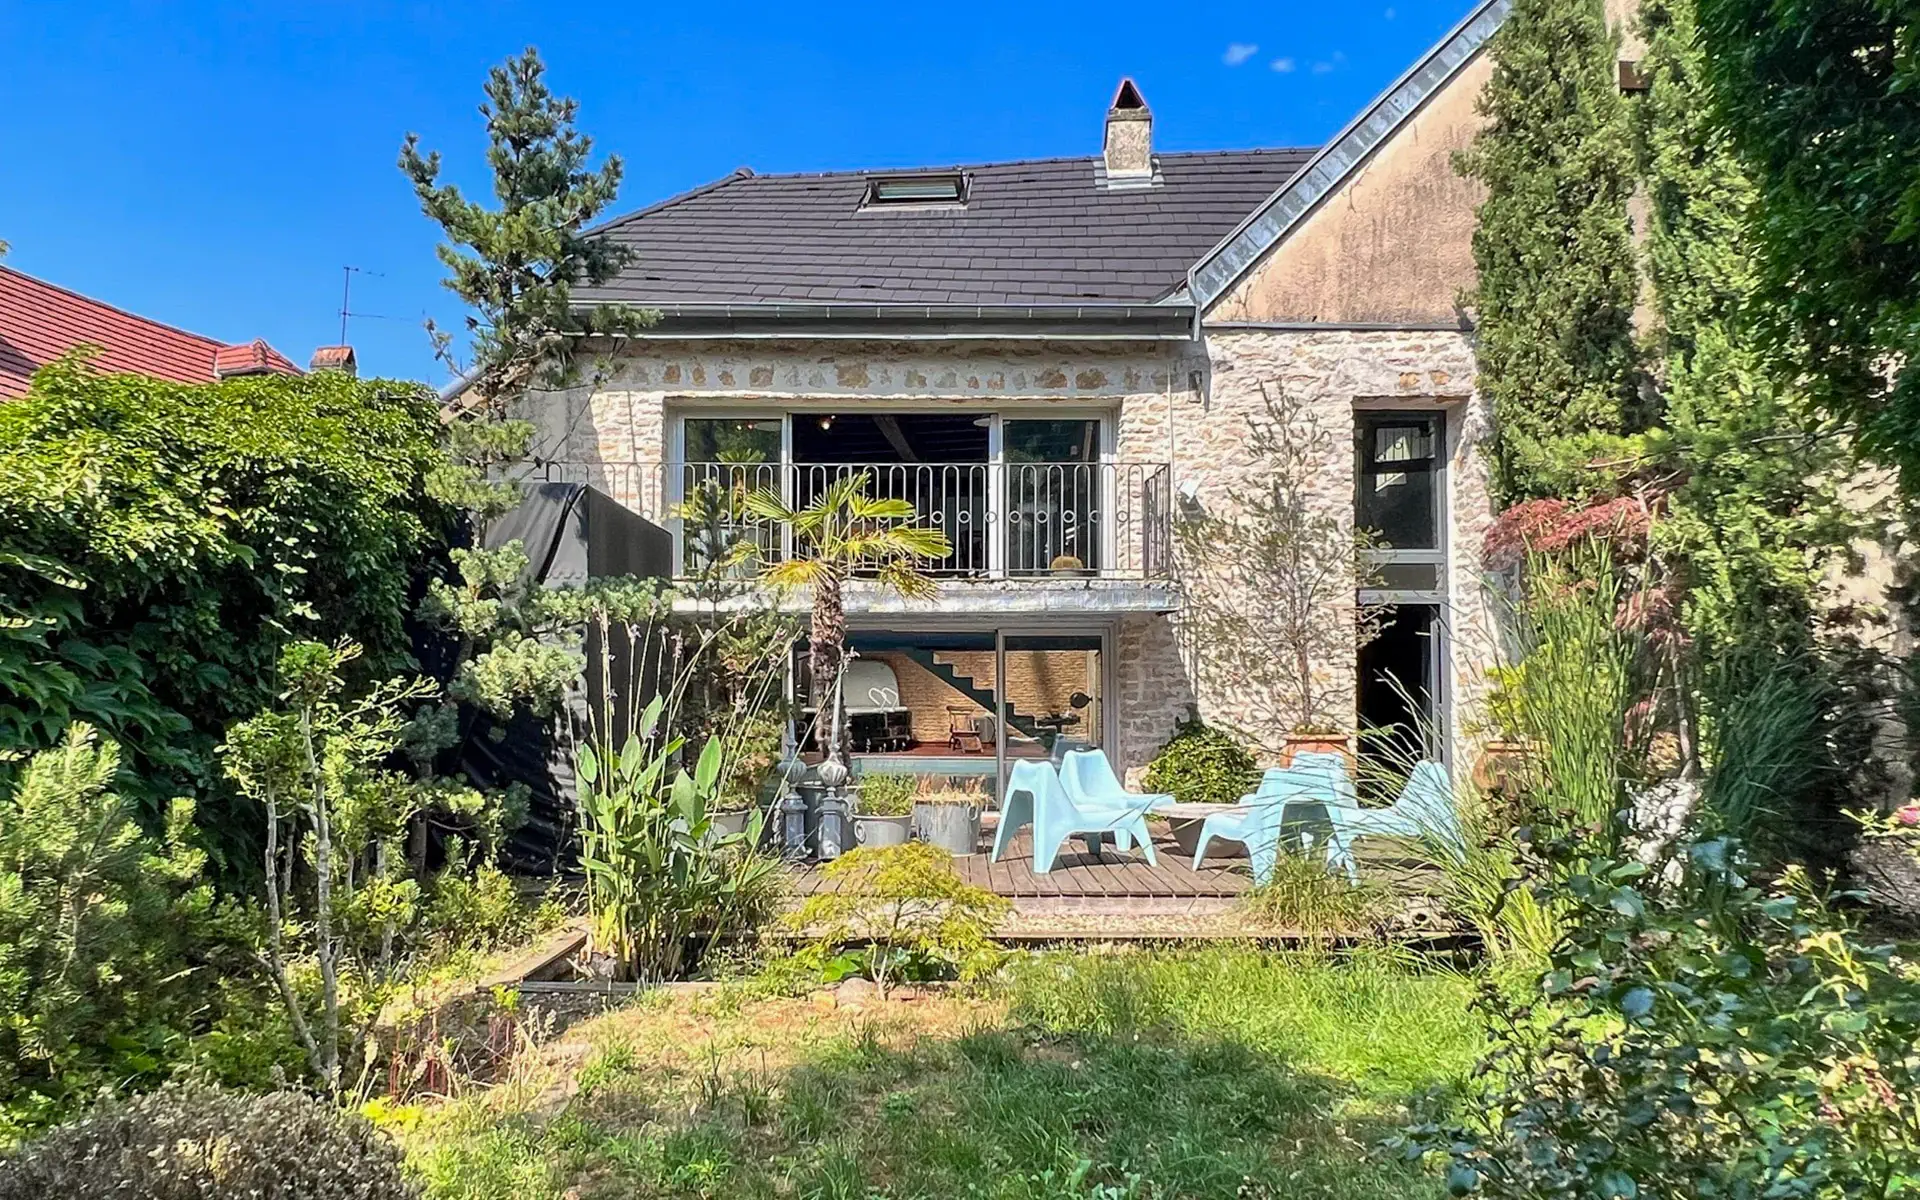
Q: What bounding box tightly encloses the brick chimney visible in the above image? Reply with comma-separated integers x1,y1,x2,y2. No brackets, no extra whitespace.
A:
309,345,357,377
1102,78,1154,184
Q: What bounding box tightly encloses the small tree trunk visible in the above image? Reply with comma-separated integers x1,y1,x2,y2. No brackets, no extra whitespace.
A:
302,706,342,1096
259,787,324,1082
811,570,847,761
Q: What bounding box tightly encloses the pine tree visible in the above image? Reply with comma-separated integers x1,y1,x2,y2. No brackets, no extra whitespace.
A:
400,46,653,416
1457,0,1640,502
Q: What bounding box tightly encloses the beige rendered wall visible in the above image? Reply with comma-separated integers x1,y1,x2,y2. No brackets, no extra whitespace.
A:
1207,51,1492,326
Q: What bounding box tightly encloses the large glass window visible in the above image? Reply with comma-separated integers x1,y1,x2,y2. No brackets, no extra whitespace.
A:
684,416,780,463
679,417,782,574
797,629,1106,808
1005,419,1102,574
1355,414,1440,550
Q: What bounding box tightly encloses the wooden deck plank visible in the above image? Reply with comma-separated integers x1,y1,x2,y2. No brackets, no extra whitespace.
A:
779,825,1270,903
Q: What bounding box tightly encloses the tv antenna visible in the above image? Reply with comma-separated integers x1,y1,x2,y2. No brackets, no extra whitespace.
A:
338,265,388,343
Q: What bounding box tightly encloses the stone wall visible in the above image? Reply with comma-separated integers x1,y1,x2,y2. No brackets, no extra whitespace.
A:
518,338,1204,520
523,331,1498,777
1120,328,1497,768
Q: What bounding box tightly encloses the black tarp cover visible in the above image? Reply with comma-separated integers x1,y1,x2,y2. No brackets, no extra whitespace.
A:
457,483,671,873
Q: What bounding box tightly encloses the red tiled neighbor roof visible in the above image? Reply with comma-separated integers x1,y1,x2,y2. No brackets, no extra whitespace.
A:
0,264,301,399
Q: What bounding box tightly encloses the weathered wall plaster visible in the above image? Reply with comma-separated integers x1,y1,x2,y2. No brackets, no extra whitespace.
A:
1206,53,1492,326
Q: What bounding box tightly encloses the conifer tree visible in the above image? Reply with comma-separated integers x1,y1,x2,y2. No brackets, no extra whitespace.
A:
401,47,652,416
1637,0,1851,685
1457,0,1640,502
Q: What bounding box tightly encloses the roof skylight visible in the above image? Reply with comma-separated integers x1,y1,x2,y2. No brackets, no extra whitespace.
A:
861,172,968,209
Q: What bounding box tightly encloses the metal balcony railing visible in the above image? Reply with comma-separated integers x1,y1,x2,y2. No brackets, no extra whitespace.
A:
533,459,1174,581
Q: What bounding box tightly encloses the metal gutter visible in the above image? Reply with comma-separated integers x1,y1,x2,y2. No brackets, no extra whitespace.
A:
1186,0,1511,313
587,300,1198,342
1203,319,1473,333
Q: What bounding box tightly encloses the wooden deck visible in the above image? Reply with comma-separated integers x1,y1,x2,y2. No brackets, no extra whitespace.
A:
790,822,1252,908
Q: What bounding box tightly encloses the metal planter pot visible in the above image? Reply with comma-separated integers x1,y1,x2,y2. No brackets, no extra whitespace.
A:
913,800,982,856
852,813,913,848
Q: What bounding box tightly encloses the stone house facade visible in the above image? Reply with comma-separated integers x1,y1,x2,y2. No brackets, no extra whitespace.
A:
513,0,1512,793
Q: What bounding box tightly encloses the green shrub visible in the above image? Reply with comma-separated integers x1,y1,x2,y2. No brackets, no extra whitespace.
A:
854,772,916,816
790,842,1008,997
0,726,234,1141
1397,832,1920,1197
0,360,451,876
1143,719,1258,806
0,1084,416,1198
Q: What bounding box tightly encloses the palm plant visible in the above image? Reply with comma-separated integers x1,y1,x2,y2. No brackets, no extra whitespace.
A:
741,472,951,752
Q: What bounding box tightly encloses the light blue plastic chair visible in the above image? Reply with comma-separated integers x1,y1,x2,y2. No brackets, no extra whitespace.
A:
992,755,1161,874
1190,765,1344,885
1320,761,1464,881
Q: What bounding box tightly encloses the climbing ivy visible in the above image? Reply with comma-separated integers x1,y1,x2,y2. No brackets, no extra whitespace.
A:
0,359,451,875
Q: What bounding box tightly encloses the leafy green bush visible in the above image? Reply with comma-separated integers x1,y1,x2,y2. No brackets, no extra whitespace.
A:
0,1084,415,1197
1143,719,1258,806
0,726,234,1141
790,842,1008,997
0,360,450,875
1397,831,1920,1197
577,698,784,983
854,772,916,816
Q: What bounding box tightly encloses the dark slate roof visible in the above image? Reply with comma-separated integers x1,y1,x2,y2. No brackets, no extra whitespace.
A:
576,149,1316,309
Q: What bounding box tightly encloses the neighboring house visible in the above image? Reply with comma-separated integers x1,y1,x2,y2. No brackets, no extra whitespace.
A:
0,263,349,398
518,0,1516,794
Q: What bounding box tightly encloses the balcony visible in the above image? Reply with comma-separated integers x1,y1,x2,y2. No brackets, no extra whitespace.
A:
534,459,1175,583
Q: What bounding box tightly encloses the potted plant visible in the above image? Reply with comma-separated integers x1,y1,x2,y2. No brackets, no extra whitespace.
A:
912,784,985,855
1282,724,1355,768
709,786,759,839
852,772,915,847
1171,382,1387,766
1469,664,1535,794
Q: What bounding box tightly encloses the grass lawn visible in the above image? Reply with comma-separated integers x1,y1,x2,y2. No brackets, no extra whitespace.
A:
399,946,1480,1199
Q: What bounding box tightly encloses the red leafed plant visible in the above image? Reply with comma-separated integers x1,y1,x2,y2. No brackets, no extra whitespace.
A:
1483,495,1653,570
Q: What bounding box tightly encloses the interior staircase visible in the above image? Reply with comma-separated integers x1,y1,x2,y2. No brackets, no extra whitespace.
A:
895,647,1044,741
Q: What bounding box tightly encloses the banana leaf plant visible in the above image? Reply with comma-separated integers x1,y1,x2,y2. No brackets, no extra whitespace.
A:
576,694,781,981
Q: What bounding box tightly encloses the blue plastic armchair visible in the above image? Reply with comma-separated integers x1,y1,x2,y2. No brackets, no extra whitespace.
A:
993,753,1161,874
1320,761,1463,881
1190,766,1343,885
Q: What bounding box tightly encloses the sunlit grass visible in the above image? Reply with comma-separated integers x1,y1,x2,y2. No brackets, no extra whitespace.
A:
401,946,1479,1199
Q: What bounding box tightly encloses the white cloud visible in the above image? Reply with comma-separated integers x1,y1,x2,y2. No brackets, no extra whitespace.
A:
1270,56,1295,72
1223,42,1259,65
1311,60,1336,73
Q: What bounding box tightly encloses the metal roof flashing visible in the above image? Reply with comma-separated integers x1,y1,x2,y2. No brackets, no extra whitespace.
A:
1188,0,1511,313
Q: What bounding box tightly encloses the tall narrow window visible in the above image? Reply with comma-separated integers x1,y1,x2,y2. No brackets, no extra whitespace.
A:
1357,416,1439,550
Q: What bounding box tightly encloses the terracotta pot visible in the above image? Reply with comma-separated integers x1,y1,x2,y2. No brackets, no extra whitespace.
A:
1472,739,1535,793
1280,732,1354,770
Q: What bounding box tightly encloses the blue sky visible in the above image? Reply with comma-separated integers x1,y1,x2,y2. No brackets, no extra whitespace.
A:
0,0,1475,385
